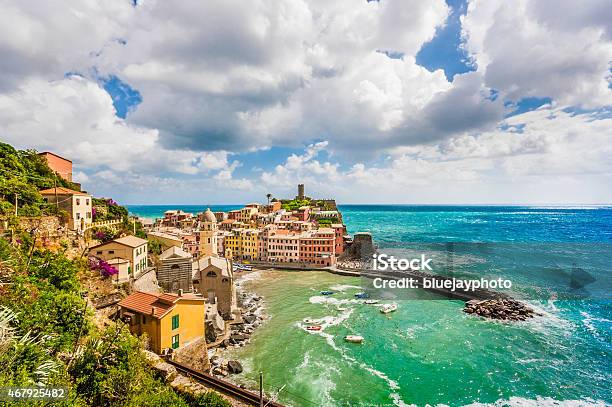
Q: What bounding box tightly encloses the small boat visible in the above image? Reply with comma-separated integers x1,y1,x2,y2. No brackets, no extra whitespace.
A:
344,335,364,343
337,307,348,311
355,292,369,299
306,325,322,331
303,318,318,324
364,299,379,304
320,291,335,296
380,304,398,314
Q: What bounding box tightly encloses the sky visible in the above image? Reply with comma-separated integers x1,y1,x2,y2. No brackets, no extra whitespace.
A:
0,0,611,205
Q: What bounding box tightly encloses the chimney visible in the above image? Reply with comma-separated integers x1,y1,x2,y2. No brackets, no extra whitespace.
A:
178,289,183,297
151,306,157,316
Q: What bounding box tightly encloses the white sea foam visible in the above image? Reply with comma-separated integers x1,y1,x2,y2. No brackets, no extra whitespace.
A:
329,284,362,292
461,396,608,406
580,311,611,342
309,295,363,306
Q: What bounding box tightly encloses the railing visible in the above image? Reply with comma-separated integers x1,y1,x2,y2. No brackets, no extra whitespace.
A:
84,218,123,231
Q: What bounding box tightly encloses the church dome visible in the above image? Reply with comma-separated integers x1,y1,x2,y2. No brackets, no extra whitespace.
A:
203,208,216,223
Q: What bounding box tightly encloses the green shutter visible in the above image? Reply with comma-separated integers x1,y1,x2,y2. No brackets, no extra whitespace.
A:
172,334,179,349
172,314,179,330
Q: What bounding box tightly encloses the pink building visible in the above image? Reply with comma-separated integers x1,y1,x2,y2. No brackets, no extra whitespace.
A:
38,151,73,182
266,230,300,263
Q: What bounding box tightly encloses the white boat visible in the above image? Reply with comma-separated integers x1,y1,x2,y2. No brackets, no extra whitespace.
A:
303,318,318,324
364,299,379,304
344,335,364,343
337,306,348,311
380,304,398,314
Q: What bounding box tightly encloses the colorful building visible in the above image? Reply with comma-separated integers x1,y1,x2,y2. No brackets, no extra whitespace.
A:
38,151,72,182
40,187,92,232
118,291,206,354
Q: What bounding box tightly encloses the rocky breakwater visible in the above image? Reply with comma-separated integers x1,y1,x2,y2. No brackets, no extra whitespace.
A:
464,299,540,321
212,289,266,377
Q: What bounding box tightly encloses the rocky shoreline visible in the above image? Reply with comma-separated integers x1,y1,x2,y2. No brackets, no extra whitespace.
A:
209,274,268,378
464,298,541,321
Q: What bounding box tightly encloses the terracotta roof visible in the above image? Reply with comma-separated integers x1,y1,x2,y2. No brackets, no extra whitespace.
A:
118,291,204,319
39,186,87,196
118,291,174,318
114,235,148,248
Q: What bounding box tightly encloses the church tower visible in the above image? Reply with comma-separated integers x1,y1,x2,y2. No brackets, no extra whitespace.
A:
199,208,218,257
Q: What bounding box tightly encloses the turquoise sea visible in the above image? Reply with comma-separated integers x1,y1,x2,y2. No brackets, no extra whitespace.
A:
128,205,612,406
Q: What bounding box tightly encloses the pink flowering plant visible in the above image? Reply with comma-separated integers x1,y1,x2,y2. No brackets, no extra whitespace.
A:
89,257,119,277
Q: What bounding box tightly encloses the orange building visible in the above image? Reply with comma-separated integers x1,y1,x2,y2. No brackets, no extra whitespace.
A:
38,152,72,182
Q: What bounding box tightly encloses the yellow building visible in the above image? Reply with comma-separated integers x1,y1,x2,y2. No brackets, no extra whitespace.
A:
224,229,242,259
241,229,259,261
118,291,205,354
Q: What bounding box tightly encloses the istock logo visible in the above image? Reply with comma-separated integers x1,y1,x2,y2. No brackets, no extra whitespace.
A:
372,253,433,271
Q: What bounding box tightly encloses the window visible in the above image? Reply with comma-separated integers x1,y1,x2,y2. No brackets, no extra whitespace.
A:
172,315,179,330
96,251,102,255
76,198,80,205
108,250,114,254
86,199,90,205
76,213,81,220
206,271,217,277
172,334,179,349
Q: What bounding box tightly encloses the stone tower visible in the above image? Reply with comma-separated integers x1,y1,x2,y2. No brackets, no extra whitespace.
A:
199,208,218,257
297,183,305,200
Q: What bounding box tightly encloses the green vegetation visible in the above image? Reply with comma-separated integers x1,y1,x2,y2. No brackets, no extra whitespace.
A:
280,198,311,211
0,140,230,406
0,232,230,407
0,142,80,217
317,217,338,226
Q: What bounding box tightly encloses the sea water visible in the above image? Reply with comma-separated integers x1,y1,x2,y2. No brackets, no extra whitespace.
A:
129,205,612,406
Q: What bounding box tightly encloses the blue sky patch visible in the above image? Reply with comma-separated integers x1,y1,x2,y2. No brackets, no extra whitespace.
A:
416,0,474,81
505,97,552,118
101,75,142,119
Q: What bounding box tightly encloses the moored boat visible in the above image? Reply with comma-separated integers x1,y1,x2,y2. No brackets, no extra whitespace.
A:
364,299,379,304
344,335,364,343
380,303,398,314
321,291,335,295
355,292,369,299
306,325,322,331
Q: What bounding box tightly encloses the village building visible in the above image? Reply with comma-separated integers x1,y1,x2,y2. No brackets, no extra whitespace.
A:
89,235,148,276
118,291,205,354
299,228,336,266
198,208,218,257
38,151,73,182
106,258,131,284
40,187,92,232
192,256,237,320
158,246,193,293
147,231,183,251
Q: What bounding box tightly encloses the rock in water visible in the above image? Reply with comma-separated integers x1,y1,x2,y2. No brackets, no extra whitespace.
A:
227,360,243,374
463,298,537,321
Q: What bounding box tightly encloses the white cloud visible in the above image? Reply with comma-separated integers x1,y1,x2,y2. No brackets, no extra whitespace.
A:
462,0,612,107
0,75,240,189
